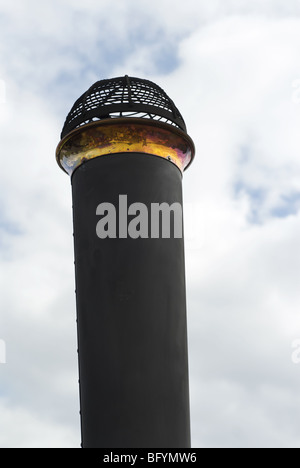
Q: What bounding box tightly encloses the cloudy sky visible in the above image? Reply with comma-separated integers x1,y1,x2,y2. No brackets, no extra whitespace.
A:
1,0,300,448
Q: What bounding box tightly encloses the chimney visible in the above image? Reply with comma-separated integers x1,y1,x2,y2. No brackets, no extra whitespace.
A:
56,75,195,448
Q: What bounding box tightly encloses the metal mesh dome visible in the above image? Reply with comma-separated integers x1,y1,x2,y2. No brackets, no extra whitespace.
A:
60,75,187,139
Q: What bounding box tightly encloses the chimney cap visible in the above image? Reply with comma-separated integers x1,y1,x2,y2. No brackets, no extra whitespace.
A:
61,75,187,139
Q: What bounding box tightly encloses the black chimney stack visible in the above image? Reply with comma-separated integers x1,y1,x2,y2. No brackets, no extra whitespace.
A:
56,76,195,448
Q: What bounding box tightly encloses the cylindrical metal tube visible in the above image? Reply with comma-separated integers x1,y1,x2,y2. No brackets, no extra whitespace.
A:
56,76,195,448
72,153,190,448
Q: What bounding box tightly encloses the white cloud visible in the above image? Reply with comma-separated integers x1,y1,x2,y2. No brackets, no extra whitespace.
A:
1,0,300,448
0,399,79,448
163,12,300,447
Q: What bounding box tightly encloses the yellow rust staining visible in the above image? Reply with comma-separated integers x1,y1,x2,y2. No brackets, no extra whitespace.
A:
56,118,195,176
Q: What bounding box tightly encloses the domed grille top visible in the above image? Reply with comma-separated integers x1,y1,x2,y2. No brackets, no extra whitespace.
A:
61,75,187,139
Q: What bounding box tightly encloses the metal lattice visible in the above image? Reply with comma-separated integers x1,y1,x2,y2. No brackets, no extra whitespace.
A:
61,75,187,139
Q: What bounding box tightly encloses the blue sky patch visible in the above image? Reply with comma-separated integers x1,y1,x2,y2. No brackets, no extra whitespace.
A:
0,208,22,257
271,192,300,219
234,181,267,224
